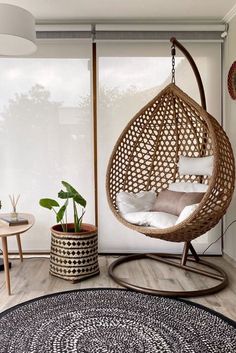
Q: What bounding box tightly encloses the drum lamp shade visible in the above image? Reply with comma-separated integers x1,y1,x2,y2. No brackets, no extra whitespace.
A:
0,3,36,56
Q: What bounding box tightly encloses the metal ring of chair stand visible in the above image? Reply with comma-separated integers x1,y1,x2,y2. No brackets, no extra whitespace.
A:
108,252,228,298
107,38,234,297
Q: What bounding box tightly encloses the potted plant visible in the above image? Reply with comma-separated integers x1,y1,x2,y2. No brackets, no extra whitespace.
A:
39,181,99,282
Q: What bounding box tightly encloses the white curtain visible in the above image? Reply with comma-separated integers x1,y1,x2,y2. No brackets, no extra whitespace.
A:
0,40,95,251
97,41,222,254
0,39,222,254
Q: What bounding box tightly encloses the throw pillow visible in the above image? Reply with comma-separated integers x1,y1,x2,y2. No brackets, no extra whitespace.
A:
176,192,204,215
117,190,156,215
176,203,199,224
152,189,204,216
152,190,185,216
168,182,208,193
178,155,213,176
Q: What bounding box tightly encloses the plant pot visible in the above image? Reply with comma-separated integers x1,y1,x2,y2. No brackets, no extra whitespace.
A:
49,223,99,282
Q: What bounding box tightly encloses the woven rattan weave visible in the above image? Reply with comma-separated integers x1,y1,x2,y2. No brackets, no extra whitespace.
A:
106,83,235,242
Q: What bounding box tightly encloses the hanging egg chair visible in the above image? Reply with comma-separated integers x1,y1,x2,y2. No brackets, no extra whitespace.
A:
106,38,235,297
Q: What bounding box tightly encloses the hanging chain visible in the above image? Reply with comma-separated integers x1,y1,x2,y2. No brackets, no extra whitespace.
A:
171,43,176,84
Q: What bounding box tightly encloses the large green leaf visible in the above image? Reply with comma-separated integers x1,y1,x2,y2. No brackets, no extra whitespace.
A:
58,190,74,199
56,199,68,223
61,181,86,207
39,198,59,210
61,181,78,194
73,193,86,208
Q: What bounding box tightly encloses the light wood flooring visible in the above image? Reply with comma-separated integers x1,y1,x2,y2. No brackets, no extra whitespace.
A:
0,255,236,320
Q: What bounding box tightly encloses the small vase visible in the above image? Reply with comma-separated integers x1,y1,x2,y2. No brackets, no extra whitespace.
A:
10,212,18,221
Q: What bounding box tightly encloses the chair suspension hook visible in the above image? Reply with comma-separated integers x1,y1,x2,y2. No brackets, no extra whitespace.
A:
171,43,176,84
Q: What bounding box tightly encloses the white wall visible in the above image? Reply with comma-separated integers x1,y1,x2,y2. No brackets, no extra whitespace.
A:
224,16,236,261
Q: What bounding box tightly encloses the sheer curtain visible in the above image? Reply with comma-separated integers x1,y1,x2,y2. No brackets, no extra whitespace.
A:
0,40,94,251
0,39,222,254
97,41,222,254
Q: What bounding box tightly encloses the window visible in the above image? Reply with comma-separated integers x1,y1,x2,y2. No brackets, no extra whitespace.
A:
1,39,222,254
1,40,94,251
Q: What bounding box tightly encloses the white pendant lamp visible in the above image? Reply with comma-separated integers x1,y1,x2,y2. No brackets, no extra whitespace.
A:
0,3,36,56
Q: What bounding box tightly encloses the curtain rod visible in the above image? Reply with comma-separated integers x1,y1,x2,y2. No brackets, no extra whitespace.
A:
36,23,226,32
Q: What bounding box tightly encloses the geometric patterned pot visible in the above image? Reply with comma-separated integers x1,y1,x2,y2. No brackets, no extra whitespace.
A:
49,223,99,282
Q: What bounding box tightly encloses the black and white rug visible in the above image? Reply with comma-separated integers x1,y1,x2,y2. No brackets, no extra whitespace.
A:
0,288,235,352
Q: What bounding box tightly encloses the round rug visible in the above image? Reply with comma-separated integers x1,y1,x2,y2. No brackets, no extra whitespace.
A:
0,289,235,353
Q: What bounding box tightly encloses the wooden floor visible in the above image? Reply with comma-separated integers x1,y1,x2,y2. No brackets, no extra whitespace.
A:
0,255,236,320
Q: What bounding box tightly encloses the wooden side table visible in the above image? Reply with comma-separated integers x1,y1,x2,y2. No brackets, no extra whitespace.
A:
0,213,35,295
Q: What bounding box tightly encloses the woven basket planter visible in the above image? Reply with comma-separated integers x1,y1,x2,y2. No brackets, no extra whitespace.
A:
49,223,99,282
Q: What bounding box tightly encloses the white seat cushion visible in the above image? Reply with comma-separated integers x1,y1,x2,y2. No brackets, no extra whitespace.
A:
123,203,199,228
123,211,178,229
147,212,178,228
123,212,151,226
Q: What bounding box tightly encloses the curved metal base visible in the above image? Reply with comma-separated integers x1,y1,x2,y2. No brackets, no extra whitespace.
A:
109,253,228,297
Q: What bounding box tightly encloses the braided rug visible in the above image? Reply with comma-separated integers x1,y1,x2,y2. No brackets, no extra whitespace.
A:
0,288,235,352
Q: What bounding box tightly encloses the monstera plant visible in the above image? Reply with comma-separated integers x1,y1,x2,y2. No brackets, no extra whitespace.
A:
39,181,86,233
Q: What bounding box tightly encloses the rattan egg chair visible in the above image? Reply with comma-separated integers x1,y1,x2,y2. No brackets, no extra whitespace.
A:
107,38,235,297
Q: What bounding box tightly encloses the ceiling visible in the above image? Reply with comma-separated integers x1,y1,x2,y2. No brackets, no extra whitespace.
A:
0,0,236,23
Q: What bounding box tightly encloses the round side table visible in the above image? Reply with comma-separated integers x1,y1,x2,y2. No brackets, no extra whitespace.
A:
0,213,35,295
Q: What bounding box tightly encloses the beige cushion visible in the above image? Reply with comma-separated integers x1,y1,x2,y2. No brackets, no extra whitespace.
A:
152,189,204,216
177,193,204,215
152,190,184,216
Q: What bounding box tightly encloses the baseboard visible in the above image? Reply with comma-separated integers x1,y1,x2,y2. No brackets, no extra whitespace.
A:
9,251,50,256
8,251,223,257
223,252,236,268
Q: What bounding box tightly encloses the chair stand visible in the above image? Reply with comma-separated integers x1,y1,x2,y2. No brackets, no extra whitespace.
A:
108,242,228,297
